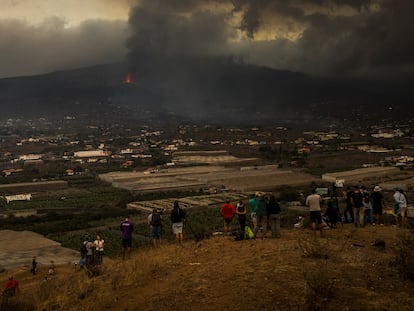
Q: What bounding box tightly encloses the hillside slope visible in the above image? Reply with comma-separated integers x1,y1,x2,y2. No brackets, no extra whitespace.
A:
2,225,414,311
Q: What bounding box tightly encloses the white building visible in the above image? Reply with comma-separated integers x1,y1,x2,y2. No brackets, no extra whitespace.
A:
74,150,109,158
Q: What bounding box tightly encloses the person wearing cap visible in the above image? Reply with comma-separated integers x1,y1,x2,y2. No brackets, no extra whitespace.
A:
370,186,385,225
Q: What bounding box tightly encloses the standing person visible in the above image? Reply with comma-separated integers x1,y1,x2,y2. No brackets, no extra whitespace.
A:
371,186,385,225
171,201,186,245
393,188,408,228
120,216,134,260
93,235,105,264
30,256,37,275
4,276,19,297
361,186,373,225
306,189,323,235
236,200,247,234
148,208,163,247
343,186,354,223
248,194,258,231
351,185,364,227
220,200,236,235
253,193,268,239
82,236,94,265
266,194,281,238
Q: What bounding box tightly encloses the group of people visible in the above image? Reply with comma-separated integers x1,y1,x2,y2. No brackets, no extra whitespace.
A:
85,186,410,267
343,185,408,228
80,234,105,267
219,192,281,239
119,200,187,256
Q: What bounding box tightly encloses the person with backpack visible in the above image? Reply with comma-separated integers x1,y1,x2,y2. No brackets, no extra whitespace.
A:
171,201,186,245
148,208,162,247
266,194,281,238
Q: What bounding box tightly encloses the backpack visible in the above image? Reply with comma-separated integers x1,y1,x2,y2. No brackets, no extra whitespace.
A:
244,226,254,239
151,212,162,226
171,207,185,223
80,243,87,256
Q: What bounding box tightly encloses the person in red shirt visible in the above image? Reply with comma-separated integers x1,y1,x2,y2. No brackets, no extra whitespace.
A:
220,200,236,235
4,276,19,296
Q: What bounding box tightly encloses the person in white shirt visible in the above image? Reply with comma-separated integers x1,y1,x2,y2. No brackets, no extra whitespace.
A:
306,189,323,235
393,188,408,228
93,235,105,264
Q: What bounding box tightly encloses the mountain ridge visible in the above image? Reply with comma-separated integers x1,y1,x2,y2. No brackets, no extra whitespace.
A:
0,59,412,125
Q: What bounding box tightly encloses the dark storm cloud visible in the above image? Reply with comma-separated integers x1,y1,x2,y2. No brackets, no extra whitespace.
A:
293,0,414,75
231,0,372,38
231,0,414,76
0,17,128,78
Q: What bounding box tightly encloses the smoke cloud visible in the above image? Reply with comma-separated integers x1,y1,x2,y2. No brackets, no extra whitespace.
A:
127,0,414,77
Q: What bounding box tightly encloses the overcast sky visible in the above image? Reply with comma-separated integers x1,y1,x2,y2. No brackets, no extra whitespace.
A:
0,0,413,79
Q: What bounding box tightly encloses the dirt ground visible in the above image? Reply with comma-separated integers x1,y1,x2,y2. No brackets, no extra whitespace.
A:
0,230,79,270
3,223,414,311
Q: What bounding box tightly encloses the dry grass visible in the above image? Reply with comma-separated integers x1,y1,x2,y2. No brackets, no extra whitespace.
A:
304,262,335,311
392,230,414,281
3,225,414,311
297,236,333,259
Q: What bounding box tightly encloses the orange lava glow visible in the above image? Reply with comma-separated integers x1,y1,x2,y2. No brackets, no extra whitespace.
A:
124,73,133,84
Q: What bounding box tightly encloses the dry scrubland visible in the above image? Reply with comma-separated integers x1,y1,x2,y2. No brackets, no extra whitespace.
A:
3,224,414,311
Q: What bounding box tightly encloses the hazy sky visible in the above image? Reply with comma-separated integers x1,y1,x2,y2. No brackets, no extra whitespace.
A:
1,0,413,79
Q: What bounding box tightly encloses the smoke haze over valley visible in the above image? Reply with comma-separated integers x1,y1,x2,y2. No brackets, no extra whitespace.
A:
0,0,413,124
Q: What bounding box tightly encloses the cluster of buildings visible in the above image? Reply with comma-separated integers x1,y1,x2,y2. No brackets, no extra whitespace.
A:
0,118,414,180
